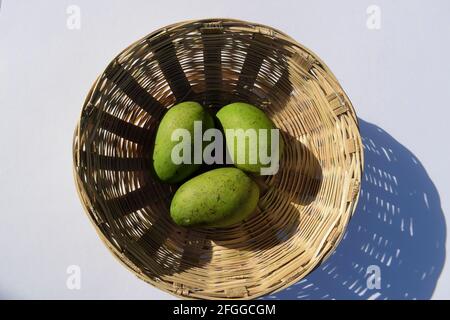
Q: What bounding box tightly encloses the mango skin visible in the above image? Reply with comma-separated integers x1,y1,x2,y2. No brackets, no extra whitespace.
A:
170,168,260,227
216,102,284,174
153,101,214,183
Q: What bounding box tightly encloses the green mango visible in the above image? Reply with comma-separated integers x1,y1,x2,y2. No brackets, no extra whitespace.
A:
152,101,214,183
216,102,283,174
170,167,259,227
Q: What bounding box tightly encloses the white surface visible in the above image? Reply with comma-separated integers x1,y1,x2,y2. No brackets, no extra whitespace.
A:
0,0,449,299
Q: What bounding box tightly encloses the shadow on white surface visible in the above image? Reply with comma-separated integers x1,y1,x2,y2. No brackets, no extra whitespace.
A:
264,118,446,300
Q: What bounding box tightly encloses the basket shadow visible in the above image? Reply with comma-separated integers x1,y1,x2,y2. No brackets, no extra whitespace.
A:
263,118,446,300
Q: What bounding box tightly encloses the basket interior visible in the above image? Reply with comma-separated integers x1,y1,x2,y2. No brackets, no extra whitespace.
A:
73,19,363,299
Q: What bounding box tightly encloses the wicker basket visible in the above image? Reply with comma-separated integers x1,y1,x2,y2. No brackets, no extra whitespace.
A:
73,18,363,300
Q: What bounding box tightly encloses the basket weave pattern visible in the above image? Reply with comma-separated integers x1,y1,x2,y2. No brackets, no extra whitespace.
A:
73,19,363,299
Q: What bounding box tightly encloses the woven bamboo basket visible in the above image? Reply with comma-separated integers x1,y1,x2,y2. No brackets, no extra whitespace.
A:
73,18,363,300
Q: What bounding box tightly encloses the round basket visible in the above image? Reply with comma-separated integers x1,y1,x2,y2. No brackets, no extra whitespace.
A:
73,18,363,300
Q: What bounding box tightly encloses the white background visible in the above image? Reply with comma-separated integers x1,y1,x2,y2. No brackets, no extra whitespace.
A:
0,0,449,299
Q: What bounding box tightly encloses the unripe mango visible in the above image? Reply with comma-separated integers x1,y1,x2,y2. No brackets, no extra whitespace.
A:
170,167,259,227
216,102,283,174
152,101,214,183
